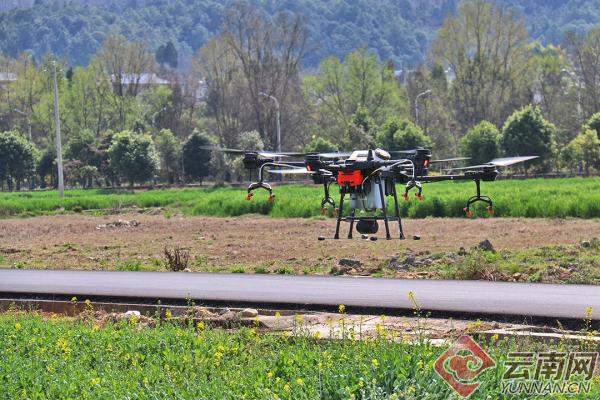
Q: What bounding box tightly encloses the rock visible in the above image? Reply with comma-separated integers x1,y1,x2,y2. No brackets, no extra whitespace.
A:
581,240,591,248
194,307,217,318
474,239,495,252
317,236,326,241
388,257,405,270
404,254,416,266
369,236,378,241
123,310,141,318
412,235,421,240
183,268,192,272
338,258,363,269
239,308,259,318
458,247,468,256
361,234,369,240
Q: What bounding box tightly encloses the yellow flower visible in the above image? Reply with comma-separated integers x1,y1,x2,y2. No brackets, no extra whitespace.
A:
296,378,304,386
371,358,379,368
275,312,281,318
283,384,290,392
296,314,304,324
314,331,321,339
90,377,101,386
197,321,205,331
165,310,172,320
85,299,92,307
14,323,22,330
71,296,77,303
267,371,273,379
338,304,346,314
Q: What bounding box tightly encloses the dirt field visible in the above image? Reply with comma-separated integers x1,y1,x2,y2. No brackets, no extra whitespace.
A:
1,214,598,277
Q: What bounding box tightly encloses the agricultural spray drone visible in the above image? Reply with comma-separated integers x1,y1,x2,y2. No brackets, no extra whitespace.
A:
206,146,537,240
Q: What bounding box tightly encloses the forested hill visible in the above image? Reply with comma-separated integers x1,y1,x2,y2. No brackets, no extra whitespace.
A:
1,0,600,68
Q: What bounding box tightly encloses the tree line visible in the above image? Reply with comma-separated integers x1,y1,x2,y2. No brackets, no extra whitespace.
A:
0,0,599,191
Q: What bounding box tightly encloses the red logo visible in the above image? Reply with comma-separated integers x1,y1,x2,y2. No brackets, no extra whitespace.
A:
434,335,496,398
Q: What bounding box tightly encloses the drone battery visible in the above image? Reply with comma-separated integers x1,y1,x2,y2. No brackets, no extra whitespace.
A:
356,220,379,234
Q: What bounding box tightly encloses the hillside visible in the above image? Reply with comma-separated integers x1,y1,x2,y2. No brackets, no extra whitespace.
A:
0,0,599,68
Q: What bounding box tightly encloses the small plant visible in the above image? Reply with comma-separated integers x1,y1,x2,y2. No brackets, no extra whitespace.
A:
230,266,245,273
164,246,190,272
116,259,142,271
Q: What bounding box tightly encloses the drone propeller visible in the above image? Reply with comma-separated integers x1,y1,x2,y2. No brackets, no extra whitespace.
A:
445,156,539,171
268,168,314,175
200,146,352,159
429,157,470,164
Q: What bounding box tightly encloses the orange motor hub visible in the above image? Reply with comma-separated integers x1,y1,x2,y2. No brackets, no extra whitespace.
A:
337,170,363,187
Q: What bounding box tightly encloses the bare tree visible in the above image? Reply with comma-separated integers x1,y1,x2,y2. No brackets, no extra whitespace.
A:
565,28,600,120
221,1,309,148
431,0,531,131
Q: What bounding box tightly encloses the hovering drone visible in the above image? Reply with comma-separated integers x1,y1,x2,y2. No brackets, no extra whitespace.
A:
206,146,537,240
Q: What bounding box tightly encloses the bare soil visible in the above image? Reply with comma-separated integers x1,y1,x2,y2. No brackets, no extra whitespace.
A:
0,214,598,274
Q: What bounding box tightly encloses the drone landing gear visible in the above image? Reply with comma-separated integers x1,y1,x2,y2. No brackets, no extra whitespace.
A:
333,179,405,240
246,181,274,202
463,179,494,217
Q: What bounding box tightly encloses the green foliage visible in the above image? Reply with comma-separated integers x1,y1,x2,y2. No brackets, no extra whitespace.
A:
2,313,568,399
231,131,263,180
155,40,178,68
584,112,600,139
501,106,555,170
376,117,433,151
182,130,212,182
304,136,338,153
459,121,500,165
569,129,600,175
108,131,159,188
154,129,181,183
1,178,600,219
0,130,36,188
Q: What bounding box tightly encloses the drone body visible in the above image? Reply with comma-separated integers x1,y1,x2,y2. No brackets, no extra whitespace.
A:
206,145,537,240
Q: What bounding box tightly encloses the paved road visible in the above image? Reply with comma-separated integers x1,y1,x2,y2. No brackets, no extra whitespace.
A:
0,269,598,319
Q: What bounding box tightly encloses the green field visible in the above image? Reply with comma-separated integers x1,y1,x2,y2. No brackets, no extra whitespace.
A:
0,312,597,399
1,177,600,219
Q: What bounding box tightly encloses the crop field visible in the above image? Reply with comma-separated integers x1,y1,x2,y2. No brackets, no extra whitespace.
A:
0,312,597,399
1,177,600,219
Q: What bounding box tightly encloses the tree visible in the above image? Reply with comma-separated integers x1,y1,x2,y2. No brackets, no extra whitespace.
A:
222,1,310,148
108,131,158,189
155,41,178,69
565,28,600,120
0,130,36,191
584,113,600,140
459,121,501,165
376,116,433,151
231,130,263,181
304,47,407,143
431,0,531,130
304,137,338,153
155,129,181,184
501,106,555,171
569,129,600,175
91,35,155,130
182,130,212,183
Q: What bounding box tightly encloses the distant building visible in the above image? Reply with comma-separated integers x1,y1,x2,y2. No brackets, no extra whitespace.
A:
0,72,17,84
110,73,170,93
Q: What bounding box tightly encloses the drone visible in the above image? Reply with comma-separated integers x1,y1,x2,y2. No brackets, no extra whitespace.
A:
205,146,537,240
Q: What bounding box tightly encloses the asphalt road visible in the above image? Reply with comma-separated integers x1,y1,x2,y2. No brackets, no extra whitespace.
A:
0,269,598,319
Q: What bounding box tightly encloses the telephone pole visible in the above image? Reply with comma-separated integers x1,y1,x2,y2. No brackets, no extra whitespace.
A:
51,61,65,198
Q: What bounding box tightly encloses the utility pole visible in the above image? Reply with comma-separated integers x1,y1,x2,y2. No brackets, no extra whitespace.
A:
415,89,432,127
259,92,281,153
51,61,65,198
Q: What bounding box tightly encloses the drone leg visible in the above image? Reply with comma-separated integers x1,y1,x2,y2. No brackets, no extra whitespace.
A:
347,208,355,239
334,191,345,240
391,183,405,240
378,181,391,240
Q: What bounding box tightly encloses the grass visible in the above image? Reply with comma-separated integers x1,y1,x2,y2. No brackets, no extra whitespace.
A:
1,177,600,219
1,312,598,399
